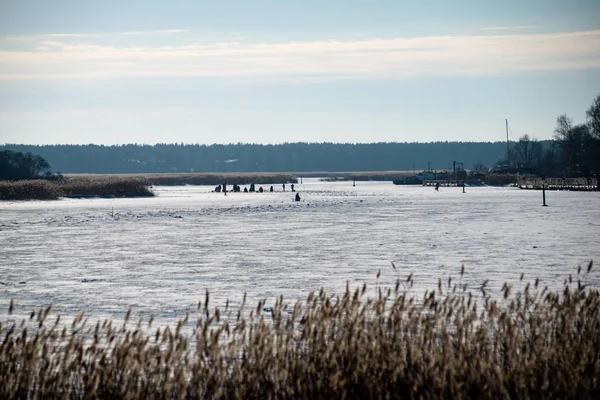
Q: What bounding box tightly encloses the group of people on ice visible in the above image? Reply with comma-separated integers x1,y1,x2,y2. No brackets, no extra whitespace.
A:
213,182,301,201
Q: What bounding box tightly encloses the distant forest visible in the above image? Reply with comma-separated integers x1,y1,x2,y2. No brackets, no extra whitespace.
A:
0,142,512,174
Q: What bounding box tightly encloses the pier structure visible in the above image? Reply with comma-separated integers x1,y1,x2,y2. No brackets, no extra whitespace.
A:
517,177,598,191
422,180,464,187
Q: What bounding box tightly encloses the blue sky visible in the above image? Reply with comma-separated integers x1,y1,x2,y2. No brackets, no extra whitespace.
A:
1,0,599,145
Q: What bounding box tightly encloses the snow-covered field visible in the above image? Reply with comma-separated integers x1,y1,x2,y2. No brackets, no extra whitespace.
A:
1,179,599,325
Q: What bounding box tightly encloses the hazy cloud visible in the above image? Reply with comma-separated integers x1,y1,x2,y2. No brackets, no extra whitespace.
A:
118,29,192,36
1,30,599,81
45,33,100,38
480,25,546,32
4,30,191,41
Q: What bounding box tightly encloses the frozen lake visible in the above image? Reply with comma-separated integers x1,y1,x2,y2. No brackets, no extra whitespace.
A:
1,179,599,325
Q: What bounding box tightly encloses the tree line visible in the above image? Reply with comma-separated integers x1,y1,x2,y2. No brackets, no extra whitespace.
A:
503,94,600,178
0,150,52,181
1,94,598,178
0,142,510,175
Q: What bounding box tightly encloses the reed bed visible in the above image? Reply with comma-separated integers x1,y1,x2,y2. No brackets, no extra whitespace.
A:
0,177,154,200
477,173,518,185
1,264,599,399
59,176,154,198
67,173,298,186
0,180,62,200
316,171,417,182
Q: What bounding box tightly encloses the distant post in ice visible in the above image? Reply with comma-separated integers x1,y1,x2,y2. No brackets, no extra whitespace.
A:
300,176,303,184
353,176,356,187
453,161,456,182
542,183,547,206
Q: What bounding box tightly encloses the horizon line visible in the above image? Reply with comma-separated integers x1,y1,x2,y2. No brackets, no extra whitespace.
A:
1,139,549,147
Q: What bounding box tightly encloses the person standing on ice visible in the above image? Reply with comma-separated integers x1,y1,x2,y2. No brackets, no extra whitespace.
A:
223,182,227,196
282,183,286,192
291,183,295,192
435,182,440,191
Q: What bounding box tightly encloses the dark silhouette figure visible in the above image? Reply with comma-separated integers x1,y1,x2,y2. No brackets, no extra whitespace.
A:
295,193,301,201
250,183,256,192
244,187,248,193
282,183,286,192
435,182,440,191
291,183,295,192
259,186,264,193
270,186,274,192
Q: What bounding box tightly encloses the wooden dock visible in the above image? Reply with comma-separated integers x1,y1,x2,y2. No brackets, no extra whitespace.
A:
517,177,598,191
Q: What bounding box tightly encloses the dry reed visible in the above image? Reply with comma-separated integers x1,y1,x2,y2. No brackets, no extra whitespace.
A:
0,180,62,200
0,177,154,200
59,176,154,198
1,264,599,399
66,173,298,186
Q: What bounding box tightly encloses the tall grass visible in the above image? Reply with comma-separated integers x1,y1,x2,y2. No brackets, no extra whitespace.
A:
477,173,518,185
1,264,599,398
59,176,154,198
317,171,417,182
67,173,298,186
0,177,154,200
0,180,62,200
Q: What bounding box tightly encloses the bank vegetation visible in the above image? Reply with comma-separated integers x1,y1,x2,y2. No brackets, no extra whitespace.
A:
0,176,154,200
1,265,599,399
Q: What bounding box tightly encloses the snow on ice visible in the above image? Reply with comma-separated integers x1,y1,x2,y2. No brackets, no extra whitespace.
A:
1,179,599,326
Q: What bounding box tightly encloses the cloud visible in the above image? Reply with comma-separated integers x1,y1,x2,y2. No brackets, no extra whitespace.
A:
4,30,191,41
1,30,599,81
118,29,192,36
480,25,546,32
45,33,99,38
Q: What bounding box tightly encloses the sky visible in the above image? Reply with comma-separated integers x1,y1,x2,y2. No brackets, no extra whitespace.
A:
1,0,599,145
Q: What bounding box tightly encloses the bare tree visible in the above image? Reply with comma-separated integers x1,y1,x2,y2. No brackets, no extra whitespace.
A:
510,134,543,171
553,114,595,177
585,94,600,186
554,114,573,140
587,94,600,139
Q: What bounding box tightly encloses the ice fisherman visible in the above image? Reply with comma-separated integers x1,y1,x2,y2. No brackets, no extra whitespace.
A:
295,193,301,202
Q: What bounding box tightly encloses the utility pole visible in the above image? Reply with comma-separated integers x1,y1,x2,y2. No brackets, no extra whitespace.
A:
506,119,510,166
542,176,548,206
453,161,463,186
453,161,456,182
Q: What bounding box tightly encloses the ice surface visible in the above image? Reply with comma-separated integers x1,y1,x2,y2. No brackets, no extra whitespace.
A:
1,179,599,326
